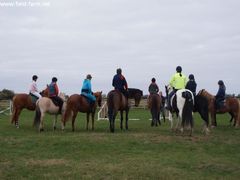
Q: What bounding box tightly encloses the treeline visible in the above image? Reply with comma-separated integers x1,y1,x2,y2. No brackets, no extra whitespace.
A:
0,89,15,100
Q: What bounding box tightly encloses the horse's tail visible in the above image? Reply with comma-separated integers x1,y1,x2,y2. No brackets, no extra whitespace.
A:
11,96,16,124
182,91,194,128
63,101,72,124
107,92,114,121
33,101,41,128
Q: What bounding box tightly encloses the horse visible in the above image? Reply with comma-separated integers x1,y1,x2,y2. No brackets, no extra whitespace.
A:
148,94,162,127
198,89,240,127
107,88,143,133
61,91,102,131
128,88,143,106
165,85,195,136
33,92,66,132
11,87,49,128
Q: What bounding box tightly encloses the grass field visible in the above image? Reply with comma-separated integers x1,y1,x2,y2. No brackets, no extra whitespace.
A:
0,108,240,179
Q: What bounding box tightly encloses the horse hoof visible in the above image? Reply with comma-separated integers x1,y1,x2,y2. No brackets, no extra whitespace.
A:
40,128,44,132
211,125,216,128
53,127,56,131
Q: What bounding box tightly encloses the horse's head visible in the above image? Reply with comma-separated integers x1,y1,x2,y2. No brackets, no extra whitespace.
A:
94,91,102,107
198,89,214,101
128,88,143,107
40,85,49,97
59,92,67,101
165,84,173,97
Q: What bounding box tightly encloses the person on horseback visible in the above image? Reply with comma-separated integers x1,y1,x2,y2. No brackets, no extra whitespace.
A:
148,78,159,95
112,68,128,98
215,80,226,110
48,77,63,114
29,75,42,99
81,74,96,106
186,74,197,96
167,66,187,110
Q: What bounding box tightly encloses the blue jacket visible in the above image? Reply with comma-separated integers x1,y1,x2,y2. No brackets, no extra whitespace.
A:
81,79,96,102
112,74,128,92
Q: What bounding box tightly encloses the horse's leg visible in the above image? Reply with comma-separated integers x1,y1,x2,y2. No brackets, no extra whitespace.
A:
91,112,95,131
39,112,45,132
211,112,217,127
72,111,77,132
151,109,154,127
53,114,57,130
125,109,129,130
120,111,123,130
86,113,90,130
168,112,173,130
14,108,22,128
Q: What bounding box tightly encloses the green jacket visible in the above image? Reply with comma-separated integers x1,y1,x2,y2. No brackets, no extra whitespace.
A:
169,72,187,90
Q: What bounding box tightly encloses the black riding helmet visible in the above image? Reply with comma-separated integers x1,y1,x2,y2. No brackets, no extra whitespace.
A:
32,75,38,81
52,77,58,82
189,74,194,80
218,80,224,86
176,66,182,73
151,78,156,83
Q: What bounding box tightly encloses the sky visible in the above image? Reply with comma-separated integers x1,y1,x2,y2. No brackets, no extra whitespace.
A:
0,0,239,96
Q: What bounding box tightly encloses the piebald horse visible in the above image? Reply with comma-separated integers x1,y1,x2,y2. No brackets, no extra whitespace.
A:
33,93,66,132
61,91,102,131
11,87,49,128
165,85,195,136
198,89,240,127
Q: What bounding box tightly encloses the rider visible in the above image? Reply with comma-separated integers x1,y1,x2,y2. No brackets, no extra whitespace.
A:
167,66,187,110
185,74,197,96
215,80,226,110
148,78,159,95
112,68,128,98
48,77,63,114
81,74,96,106
29,75,42,99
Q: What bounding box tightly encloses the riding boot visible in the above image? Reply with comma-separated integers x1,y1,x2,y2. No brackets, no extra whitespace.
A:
58,105,62,114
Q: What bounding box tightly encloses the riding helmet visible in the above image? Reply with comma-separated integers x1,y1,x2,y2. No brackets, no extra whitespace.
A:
52,77,58,82
151,78,156,82
32,75,38,81
86,74,92,79
189,74,194,80
116,68,122,74
176,66,182,72
218,80,224,86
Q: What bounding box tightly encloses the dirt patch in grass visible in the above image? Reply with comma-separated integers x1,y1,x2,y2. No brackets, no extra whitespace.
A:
26,159,69,167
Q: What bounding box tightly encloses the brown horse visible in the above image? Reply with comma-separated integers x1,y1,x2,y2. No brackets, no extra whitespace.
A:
11,87,49,128
107,88,143,133
198,89,240,127
61,91,102,131
148,94,162,127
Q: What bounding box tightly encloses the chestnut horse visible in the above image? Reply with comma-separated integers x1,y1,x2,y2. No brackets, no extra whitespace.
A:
148,94,162,127
198,89,240,127
61,91,102,131
11,87,49,128
33,93,66,132
107,88,143,133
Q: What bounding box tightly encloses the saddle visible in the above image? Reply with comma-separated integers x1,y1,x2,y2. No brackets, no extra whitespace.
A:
50,97,59,107
215,99,226,111
29,93,38,104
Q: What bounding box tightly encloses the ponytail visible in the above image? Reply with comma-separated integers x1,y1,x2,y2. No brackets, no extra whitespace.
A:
180,73,182,77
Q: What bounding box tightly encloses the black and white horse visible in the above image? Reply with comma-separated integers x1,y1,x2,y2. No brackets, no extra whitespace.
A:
165,85,195,135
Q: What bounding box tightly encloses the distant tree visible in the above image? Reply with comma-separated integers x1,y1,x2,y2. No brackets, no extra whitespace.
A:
0,89,15,100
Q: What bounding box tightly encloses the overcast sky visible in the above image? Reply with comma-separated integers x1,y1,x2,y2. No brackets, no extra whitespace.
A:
0,0,239,95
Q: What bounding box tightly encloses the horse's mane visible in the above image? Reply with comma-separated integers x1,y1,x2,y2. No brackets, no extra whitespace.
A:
198,89,215,101
128,88,143,96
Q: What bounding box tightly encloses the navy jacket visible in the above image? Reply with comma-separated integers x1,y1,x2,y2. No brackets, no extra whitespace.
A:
185,80,197,95
112,74,128,92
216,85,226,100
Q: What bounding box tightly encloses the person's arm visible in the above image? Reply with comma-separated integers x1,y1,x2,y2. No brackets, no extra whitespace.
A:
55,84,59,95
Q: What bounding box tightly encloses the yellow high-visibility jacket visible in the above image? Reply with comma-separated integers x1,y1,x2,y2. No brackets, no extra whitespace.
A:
169,72,187,90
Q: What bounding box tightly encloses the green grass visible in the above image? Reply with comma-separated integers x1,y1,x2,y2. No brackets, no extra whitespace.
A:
0,109,240,179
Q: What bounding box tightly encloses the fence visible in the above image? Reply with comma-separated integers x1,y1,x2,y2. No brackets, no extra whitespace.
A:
0,100,12,115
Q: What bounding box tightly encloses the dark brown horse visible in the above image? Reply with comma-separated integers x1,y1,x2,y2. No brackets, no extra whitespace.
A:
107,88,143,133
11,87,49,128
198,89,240,127
148,94,162,127
61,91,102,131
